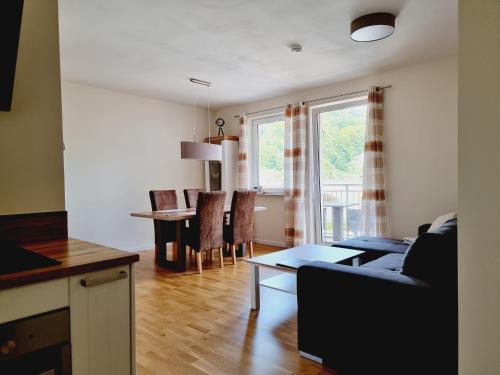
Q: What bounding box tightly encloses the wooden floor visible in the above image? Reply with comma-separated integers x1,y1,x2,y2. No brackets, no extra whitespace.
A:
135,243,339,375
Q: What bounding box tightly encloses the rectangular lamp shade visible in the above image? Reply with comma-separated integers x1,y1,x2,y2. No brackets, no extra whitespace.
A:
181,141,222,161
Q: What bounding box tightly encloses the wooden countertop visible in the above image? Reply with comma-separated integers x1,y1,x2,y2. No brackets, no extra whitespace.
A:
0,238,139,290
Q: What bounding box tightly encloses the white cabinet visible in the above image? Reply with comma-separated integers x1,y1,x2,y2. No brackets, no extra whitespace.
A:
69,265,135,375
205,137,238,204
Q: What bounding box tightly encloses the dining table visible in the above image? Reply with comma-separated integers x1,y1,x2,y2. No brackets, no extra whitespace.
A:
131,205,267,271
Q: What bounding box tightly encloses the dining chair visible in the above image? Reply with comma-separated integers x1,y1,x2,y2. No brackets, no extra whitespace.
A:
149,190,178,265
183,188,206,209
223,190,257,264
184,191,226,273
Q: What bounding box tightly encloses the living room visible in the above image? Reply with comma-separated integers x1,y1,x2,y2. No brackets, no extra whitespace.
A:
0,1,498,375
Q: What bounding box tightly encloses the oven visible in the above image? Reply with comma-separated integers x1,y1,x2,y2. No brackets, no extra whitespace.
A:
0,308,71,375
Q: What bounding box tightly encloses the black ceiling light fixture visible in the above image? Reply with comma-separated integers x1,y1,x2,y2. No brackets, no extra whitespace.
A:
351,12,395,42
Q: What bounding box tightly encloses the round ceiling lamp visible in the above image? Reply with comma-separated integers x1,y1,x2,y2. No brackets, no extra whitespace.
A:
351,12,395,42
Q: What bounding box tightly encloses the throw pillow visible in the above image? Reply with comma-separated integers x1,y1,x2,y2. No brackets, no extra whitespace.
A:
429,211,457,232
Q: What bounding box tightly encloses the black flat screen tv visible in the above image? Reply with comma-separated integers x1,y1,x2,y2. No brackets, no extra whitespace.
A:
0,0,24,112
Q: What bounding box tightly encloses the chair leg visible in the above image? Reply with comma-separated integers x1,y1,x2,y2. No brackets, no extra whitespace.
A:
219,247,224,268
172,242,177,261
196,252,202,274
231,244,237,265
249,241,254,258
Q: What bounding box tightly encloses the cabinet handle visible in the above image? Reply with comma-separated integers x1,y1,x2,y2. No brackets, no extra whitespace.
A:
80,270,128,287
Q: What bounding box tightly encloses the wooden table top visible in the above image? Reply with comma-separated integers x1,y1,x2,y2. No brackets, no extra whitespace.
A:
244,244,363,273
130,205,267,221
0,238,139,290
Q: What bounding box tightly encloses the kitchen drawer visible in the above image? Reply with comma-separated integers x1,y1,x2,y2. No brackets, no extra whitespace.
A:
0,278,69,324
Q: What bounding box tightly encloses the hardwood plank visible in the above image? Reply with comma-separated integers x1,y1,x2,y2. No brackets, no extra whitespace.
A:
135,243,341,375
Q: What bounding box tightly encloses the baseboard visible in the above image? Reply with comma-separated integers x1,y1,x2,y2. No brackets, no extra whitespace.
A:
120,244,155,252
254,238,286,247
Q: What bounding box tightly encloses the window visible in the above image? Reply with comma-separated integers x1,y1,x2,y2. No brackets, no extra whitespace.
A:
311,98,368,243
251,114,285,193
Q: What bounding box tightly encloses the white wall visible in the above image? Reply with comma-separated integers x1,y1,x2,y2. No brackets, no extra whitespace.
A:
62,82,208,251
215,56,458,244
458,0,500,373
0,0,65,214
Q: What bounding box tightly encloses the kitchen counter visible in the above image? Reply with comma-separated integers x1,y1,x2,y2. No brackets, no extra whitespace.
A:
0,238,139,290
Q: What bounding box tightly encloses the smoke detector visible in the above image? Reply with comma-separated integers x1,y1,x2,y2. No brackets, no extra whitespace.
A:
290,44,303,53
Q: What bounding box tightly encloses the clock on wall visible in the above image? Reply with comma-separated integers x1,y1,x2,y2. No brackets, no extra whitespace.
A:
215,117,225,136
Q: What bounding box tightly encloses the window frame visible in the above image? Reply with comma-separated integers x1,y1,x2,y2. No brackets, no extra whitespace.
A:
251,114,286,194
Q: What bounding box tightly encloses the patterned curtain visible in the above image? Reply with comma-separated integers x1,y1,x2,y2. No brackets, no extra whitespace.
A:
360,87,389,237
284,104,307,247
237,115,249,190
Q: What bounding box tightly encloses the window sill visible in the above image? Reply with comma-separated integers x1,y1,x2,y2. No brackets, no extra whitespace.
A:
257,192,284,197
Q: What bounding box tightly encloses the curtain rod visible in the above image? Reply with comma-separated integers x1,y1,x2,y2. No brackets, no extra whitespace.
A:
232,85,392,118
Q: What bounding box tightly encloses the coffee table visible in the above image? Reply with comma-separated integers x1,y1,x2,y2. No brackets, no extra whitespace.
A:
244,244,364,310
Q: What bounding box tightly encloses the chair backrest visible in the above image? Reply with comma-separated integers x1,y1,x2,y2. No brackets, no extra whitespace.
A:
229,190,257,244
183,188,206,209
194,191,226,252
149,190,178,211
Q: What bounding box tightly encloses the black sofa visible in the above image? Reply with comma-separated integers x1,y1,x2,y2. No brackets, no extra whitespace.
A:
297,219,457,375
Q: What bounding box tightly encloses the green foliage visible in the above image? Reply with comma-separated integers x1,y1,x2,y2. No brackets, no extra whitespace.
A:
256,105,366,186
319,105,366,181
258,121,284,186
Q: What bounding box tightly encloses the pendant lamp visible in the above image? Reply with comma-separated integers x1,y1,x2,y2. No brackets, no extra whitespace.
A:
181,78,222,161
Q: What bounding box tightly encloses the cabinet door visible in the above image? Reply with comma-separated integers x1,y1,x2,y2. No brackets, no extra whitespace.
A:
69,265,132,375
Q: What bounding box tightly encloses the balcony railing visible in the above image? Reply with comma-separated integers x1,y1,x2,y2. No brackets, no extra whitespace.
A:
320,183,362,243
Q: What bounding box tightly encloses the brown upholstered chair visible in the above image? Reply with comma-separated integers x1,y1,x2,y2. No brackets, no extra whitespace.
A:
184,191,226,273
224,190,257,264
149,190,178,265
183,188,206,209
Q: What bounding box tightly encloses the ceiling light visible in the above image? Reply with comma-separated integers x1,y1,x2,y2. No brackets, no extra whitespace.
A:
180,78,222,161
351,13,395,42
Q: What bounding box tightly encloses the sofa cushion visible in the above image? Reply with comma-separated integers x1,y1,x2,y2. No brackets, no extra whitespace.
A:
401,219,457,284
334,236,409,254
361,253,405,272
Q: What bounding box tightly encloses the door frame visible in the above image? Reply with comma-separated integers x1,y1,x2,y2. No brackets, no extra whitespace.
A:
310,96,368,244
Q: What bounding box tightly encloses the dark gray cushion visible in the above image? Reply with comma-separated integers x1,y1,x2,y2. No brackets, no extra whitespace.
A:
361,253,405,272
334,236,409,254
401,219,457,284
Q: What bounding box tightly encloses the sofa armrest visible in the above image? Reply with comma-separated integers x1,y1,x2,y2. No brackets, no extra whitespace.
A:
297,261,437,374
418,223,432,235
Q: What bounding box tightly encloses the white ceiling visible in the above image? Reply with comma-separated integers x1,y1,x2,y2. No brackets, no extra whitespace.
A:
58,0,457,109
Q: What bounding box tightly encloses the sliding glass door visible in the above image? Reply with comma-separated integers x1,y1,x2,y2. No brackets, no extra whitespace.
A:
312,98,368,243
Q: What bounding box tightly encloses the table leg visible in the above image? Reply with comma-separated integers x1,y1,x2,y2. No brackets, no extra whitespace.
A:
175,220,187,272
154,242,166,266
332,207,344,241
250,265,260,310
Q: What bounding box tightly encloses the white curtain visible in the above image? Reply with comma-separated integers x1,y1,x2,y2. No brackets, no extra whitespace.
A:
360,87,390,237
